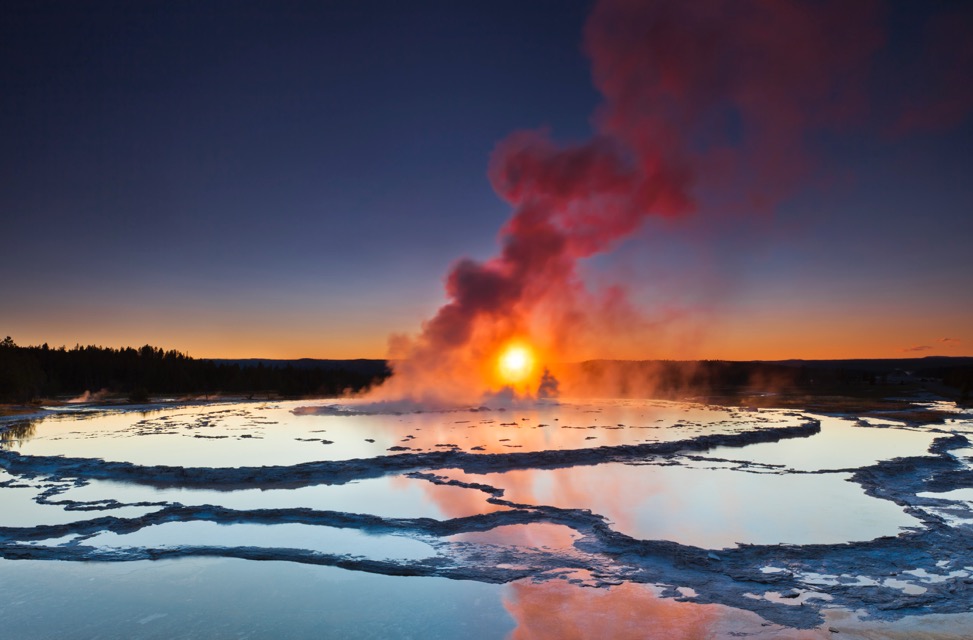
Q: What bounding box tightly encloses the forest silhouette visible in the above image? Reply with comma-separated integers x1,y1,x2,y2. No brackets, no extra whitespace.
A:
0,337,387,403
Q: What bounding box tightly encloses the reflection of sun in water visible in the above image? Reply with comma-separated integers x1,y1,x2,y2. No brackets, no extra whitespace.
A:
497,343,535,385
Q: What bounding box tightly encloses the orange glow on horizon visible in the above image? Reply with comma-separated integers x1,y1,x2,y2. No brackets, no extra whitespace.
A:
5,302,972,363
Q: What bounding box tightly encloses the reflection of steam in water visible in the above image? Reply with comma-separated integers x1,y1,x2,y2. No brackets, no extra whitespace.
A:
0,420,36,450
504,579,834,640
504,581,720,640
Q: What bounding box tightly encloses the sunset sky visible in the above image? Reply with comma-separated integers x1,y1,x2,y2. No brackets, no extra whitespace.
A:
2,0,971,360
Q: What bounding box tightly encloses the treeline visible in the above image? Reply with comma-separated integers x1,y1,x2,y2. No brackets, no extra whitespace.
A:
0,337,390,403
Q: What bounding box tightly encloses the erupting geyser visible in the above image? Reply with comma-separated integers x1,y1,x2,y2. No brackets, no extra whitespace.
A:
364,0,960,407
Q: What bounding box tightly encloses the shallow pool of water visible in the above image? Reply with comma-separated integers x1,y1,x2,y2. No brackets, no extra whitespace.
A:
0,558,516,640
440,462,920,548
85,521,435,560
708,415,939,471
2,397,971,638
6,399,806,467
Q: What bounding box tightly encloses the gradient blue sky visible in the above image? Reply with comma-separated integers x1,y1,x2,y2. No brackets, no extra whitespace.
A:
2,1,971,359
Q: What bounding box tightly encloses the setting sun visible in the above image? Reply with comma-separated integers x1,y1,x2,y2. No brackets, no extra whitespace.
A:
497,343,536,385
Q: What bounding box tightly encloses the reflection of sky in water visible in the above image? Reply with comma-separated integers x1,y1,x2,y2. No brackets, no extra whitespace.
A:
0,401,939,549
86,521,435,560
8,399,805,467
0,470,155,527
0,558,516,639
504,579,973,639
57,475,497,520
0,486,153,527
502,578,973,639
440,463,919,548
947,447,973,470
708,416,940,471
502,580,802,640
920,488,973,502
3,518,971,639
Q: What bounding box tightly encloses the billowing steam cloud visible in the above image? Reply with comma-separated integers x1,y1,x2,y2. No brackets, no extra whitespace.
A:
365,0,951,406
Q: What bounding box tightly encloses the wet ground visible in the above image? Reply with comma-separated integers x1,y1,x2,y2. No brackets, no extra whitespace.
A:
1,397,972,638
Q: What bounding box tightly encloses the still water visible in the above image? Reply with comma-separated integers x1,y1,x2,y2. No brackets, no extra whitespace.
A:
1,398,971,638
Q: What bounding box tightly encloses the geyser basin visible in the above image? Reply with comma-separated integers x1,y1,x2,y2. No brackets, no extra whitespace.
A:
2,398,973,637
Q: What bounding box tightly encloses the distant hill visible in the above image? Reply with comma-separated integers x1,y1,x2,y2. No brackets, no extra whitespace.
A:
757,356,973,372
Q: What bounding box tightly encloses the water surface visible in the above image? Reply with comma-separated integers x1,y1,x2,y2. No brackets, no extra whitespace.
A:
2,397,971,638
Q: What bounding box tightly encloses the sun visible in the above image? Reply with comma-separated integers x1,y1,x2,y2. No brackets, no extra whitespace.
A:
497,343,536,385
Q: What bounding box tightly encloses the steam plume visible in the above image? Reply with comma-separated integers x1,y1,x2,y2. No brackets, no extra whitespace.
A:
369,0,887,406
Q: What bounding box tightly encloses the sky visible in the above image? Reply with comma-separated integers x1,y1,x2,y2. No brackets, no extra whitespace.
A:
2,0,971,361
